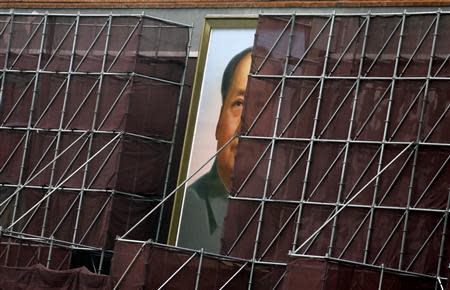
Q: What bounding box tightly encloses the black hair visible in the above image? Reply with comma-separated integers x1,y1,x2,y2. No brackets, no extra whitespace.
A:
220,47,252,103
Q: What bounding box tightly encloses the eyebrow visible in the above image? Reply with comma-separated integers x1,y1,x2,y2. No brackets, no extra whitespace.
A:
233,89,246,98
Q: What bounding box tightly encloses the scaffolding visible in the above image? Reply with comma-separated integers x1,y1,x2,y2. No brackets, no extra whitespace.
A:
0,8,448,290
226,9,450,288
0,11,191,272
114,10,450,290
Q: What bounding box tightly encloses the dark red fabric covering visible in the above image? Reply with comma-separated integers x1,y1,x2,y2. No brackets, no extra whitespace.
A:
111,240,285,290
110,241,443,289
222,13,450,278
0,15,189,193
1,107,171,195
0,263,112,290
8,189,159,249
0,238,70,270
0,13,191,272
281,256,436,290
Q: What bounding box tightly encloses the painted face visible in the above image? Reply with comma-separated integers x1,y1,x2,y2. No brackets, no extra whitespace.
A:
215,52,251,191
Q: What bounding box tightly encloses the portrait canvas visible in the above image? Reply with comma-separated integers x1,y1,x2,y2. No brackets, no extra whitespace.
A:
189,28,255,185
168,17,257,253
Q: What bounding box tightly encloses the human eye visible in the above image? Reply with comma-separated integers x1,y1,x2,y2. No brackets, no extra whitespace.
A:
231,97,244,108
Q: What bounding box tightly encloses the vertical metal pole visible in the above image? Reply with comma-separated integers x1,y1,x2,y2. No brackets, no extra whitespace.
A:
398,11,439,270
155,23,162,58
436,189,450,279
405,215,445,271
194,248,204,290
293,142,414,255
0,132,89,227
363,12,405,264
155,25,193,241
0,11,13,111
72,14,112,244
46,235,54,268
105,16,143,73
6,133,122,231
98,249,105,274
41,14,80,239
328,14,370,257
292,12,336,252
248,14,297,290
351,16,404,141
377,263,385,290
0,15,14,263
8,17,46,70
387,16,438,140
8,13,48,264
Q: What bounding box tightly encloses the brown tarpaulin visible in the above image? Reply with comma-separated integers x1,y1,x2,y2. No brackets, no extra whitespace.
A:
0,237,70,270
0,13,189,242
222,12,450,278
7,188,160,249
0,14,189,193
281,256,437,290
111,240,285,290
0,263,112,289
0,11,191,275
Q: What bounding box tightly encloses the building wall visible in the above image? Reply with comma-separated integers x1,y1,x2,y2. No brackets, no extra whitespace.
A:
1,5,449,52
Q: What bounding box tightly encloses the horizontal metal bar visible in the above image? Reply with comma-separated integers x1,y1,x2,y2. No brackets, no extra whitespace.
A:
294,143,413,254
117,238,251,263
5,128,446,148
0,12,192,28
0,184,161,200
240,135,450,147
1,229,107,252
0,20,185,30
229,196,450,214
0,69,183,86
133,72,182,86
250,74,450,81
7,133,123,231
0,127,172,144
261,10,448,17
117,237,288,266
290,254,445,280
123,132,173,144
2,60,447,82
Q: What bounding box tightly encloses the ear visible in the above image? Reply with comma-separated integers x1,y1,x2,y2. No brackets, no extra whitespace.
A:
215,105,224,141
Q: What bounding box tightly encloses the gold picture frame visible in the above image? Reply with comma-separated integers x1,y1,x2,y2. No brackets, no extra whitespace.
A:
167,15,257,249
